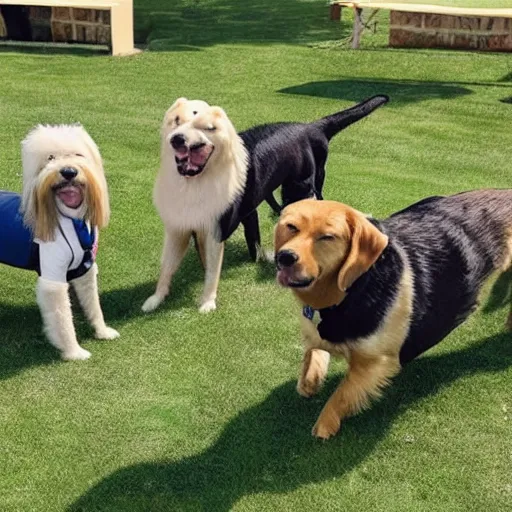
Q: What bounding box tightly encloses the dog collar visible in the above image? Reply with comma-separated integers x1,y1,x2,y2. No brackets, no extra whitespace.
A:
302,303,339,321
303,305,315,320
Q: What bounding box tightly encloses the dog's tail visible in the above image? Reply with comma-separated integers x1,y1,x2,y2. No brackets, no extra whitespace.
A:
315,95,389,140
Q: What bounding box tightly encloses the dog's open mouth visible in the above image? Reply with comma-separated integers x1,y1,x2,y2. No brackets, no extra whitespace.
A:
53,183,84,209
174,143,214,177
277,268,315,289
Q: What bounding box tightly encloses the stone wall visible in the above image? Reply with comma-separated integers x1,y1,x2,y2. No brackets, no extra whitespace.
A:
29,6,111,45
389,10,512,52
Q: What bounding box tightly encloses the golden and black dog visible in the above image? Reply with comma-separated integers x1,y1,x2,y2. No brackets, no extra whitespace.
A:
275,191,512,439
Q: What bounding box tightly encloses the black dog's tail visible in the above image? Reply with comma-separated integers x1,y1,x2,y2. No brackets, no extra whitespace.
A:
314,95,389,140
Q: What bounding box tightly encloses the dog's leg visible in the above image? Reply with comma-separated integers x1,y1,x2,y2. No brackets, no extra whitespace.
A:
198,230,224,313
314,155,326,200
297,348,331,397
506,304,512,330
242,210,273,262
241,210,261,262
265,192,282,215
312,352,401,439
36,277,91,361
193,231,207,270
142,229,191,313
71,263,119,340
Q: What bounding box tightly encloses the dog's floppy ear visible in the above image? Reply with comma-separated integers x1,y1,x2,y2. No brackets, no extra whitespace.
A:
78,126,110,229
169,97,188,111
210,106,227,119
163,98,188,129
337,211,388,292
78,125,104,173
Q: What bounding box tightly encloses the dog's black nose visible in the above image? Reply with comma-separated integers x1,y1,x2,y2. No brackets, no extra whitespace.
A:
276,250,298,268
60,167,78,181
171,133,186,149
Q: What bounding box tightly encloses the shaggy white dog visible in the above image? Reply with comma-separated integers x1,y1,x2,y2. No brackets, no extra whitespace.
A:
0,124,119,360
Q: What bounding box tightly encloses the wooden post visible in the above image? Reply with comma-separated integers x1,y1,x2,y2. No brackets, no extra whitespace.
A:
330,3,341,21
352,7,363,48
110,0,139,56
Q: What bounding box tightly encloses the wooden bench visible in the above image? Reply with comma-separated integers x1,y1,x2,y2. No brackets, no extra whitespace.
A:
0,0,138,55
330,2,512,51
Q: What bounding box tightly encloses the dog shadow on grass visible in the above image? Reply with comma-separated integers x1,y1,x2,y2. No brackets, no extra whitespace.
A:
69,331,511,512
0,239,275,380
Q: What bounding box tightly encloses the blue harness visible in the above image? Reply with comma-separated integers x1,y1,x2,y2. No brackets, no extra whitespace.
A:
0,191,95,280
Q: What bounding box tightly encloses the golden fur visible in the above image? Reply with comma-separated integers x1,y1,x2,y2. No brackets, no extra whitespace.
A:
274,200,388,309
143,98,248,314
274,199,414,439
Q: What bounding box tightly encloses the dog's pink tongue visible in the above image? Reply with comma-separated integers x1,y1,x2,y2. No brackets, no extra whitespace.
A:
189,145,212,166
57,187,83,208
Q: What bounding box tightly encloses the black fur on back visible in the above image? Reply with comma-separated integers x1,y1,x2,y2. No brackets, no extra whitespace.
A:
218,95,389,258
317,190,512,365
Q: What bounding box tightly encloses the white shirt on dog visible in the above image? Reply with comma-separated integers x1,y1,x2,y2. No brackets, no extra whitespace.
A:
35,215,96,283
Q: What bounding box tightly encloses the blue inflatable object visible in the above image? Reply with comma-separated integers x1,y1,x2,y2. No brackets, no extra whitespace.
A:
0,191,38,271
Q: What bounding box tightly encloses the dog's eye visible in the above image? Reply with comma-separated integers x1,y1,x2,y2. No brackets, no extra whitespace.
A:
75,153,84,158
175,116,180,125
193,111,198,115
47,154,55,161
205,125,216,131
318,234,335,241
286,223,299,233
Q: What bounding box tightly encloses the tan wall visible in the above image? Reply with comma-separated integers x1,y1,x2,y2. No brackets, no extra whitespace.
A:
389,10,512,51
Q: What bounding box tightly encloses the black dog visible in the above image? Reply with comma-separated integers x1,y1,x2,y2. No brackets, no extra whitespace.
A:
219,95,389,261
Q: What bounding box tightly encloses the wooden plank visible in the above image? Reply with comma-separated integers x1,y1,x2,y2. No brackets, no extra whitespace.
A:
331,2,512,18
0,0,139,56
0,0,120,8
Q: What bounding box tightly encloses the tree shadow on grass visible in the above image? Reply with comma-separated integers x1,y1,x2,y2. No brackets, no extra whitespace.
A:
69,331,511,512
0,238,273,379
279,78,474,105
138,0,347,50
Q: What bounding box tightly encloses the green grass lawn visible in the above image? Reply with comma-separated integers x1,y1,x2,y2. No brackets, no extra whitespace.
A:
1,1,512,511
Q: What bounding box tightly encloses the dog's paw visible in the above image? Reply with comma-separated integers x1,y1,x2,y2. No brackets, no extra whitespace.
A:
505,313,512,331
95,326,120,340
297,350,329,398
61,347,92,361
256,245,274,263
142,294,163,313
297,377,322,398
199,299,216,314
312,409,341,440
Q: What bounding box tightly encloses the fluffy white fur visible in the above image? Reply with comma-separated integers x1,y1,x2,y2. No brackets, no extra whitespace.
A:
21,124,119,360
142,98,248,313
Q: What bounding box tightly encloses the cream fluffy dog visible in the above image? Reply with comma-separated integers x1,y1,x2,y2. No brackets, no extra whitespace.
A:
142,98,247,313
0,124,119,360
